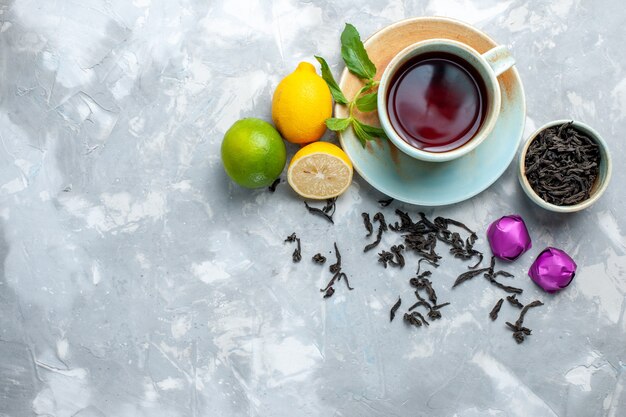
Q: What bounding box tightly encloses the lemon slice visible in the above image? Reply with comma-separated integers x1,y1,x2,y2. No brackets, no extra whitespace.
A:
287,142,353,199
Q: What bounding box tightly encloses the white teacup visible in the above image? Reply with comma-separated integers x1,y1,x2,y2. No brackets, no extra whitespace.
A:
377,39,515,163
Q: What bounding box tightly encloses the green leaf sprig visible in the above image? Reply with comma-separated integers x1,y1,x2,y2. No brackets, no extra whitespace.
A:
315,23,388,147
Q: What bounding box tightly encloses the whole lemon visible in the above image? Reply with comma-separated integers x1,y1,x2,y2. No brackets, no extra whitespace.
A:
221,118,286,189
272,62,332,144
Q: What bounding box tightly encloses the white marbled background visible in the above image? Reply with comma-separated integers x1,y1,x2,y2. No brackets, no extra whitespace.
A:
0,0,625,416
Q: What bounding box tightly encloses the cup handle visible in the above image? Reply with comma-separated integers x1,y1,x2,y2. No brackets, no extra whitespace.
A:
482,45,515,77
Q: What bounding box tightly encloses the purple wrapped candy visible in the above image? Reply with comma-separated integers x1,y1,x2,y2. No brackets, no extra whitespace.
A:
528,247,577,293
487,215,532,261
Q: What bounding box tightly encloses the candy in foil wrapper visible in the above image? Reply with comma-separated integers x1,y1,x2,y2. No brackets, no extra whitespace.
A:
487,215,532,261
528,247,577,293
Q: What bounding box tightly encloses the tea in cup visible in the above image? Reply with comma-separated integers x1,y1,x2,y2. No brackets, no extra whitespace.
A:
377,39,515,162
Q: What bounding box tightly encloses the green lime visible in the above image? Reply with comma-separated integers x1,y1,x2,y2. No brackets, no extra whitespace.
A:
221,118,286,188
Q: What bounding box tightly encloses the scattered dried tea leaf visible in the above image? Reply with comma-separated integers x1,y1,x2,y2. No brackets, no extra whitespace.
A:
404,312,428,328
506,294,524,309
390,244,405,267
506,300,544,343
416,258,439,275
285,233,302,263
453,267,491,288
304,197,337,224
378,244,405,268
490,298,504,321
321,242,353,298
268,178,280,192
377,250,394,268
329,242,341,274
364,212,387,252
390,297,401,322
361,212,373,236
312,253,326,264
336,272,354,290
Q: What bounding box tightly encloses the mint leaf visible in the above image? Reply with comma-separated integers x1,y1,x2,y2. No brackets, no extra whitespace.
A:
315,56,349,105
355,92,378,112
352,119,375,147
340,23,376,80
352,119,388,147
360,122,388,140
325,117,351,131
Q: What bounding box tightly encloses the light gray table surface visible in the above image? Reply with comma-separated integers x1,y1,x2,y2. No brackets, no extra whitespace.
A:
1,1,625,416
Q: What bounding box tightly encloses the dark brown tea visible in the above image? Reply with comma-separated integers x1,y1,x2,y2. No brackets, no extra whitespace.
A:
387,52,487,152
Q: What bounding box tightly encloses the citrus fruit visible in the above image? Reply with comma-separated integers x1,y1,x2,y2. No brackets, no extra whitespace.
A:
221,118,286,189
272,62,332,144
287,142,353,199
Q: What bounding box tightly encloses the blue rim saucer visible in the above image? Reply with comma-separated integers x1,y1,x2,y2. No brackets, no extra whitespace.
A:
336,17,526,206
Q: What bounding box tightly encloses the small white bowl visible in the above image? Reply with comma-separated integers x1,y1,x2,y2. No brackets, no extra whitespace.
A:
518,120,612,213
